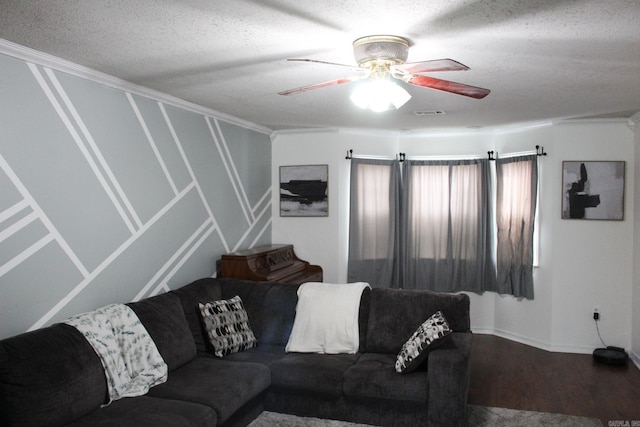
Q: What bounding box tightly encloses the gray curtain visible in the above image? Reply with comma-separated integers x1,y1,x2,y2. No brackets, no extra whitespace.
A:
495,155,538,298
347,158,401,287
400,159,496,292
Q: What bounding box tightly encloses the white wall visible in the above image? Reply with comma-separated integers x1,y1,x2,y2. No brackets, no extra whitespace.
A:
548,122,634,353
272,119,635,355
271,129,399,283
632,114,640,368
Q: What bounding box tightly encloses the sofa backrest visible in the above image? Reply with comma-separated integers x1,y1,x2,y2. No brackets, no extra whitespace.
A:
219,278,301,346
171,278,371,354
170,277,223,354
220,279,372,351
0,323,107,427
171,277,303,353
364,288,470,354
127,291,196,370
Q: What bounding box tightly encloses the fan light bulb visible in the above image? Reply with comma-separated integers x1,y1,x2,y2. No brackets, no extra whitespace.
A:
350,79,411,112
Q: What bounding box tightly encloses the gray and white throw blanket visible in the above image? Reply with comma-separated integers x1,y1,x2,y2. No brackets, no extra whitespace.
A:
65,304,168,405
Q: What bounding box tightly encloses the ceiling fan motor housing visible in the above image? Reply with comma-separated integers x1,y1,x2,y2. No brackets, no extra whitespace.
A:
353,35,409,68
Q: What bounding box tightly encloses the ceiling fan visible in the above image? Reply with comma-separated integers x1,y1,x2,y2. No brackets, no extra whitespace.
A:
278,35,491,102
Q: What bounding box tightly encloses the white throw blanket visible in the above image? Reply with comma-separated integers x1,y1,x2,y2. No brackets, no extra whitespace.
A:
65,304,168,404
286,282,371,354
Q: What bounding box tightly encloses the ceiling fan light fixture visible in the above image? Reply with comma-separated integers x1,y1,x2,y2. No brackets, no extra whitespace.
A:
353,35,409,67
350,79,411,112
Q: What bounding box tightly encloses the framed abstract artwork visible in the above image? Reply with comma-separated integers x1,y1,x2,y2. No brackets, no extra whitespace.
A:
280,165,328,217
561,161,625,220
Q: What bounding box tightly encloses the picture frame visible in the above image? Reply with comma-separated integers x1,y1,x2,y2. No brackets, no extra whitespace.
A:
280,165,328,217
561,161,625,220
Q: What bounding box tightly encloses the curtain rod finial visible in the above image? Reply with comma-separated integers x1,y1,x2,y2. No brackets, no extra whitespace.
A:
535,145,547,156
346,149,353,160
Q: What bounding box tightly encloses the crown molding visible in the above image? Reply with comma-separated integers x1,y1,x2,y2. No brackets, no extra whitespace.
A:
0,38,273,135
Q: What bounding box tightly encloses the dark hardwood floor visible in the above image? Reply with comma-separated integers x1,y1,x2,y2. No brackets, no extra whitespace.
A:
469,334,640,425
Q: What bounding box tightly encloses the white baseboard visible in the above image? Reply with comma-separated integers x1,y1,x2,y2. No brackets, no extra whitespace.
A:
631,350,640,370
474,329,640,371
472,328,598,355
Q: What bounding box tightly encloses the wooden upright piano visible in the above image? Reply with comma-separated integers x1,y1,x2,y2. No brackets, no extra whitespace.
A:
219,244,323,284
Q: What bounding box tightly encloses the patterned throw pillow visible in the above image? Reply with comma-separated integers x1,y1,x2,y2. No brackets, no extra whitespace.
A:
199,296,257,357
395,310,451,374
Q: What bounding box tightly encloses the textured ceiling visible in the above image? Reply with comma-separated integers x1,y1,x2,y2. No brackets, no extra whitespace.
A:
1,0,639,132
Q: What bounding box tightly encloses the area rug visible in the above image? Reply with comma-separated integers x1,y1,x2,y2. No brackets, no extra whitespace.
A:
248,405,603,426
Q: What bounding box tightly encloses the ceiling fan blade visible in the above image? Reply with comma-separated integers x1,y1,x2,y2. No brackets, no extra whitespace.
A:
279,75,364,96
286,58,365,73
394,58,470,74
407,75,490,99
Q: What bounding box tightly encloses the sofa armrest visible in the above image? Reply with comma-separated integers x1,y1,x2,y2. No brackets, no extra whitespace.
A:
426,331,472,427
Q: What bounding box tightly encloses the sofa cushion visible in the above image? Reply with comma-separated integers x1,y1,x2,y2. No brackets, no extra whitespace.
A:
146,357,270,425
127,292,196,371
395,310,452,374
199,295,257,357
66,396,217,427
170,278,223,353
0,323,107,427
221,343,287,367
270,353,360,397
344,353,429,402
365,288,469,354
220,278,300,345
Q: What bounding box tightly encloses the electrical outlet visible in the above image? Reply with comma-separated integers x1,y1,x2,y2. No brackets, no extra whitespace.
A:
593,306,600,321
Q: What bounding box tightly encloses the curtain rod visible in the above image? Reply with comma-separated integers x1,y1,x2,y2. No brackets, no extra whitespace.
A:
489,146,546,161
345,146,547,161
404,153,487,161
345,149,399,161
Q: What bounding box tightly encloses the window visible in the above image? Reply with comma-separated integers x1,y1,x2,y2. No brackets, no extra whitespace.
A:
401,159,495,292
495,155,538,298
406,164,450,259
347,158,400,287
355,163,394,259
348,154,538,298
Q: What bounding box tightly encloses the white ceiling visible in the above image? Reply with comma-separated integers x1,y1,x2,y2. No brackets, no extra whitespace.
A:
1,0,639,132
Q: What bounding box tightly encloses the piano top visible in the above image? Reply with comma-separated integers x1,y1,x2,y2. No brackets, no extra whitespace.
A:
219,244,322,284
222,244,293,258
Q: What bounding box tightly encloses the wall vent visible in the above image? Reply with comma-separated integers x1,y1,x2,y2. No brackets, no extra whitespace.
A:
413,110,446,116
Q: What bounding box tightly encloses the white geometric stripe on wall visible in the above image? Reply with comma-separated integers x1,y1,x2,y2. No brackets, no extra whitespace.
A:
208,117,254,226
36,64,144,234
127,92,181,197
0,50,272,339
0,153,87,278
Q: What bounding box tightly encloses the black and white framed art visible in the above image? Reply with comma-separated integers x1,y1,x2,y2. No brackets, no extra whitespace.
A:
561,161,625,220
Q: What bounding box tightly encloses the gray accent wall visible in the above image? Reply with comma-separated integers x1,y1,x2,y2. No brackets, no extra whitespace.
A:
0,52,272,339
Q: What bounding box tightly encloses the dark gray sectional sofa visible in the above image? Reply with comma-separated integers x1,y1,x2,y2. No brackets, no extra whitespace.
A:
0,277,472,427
